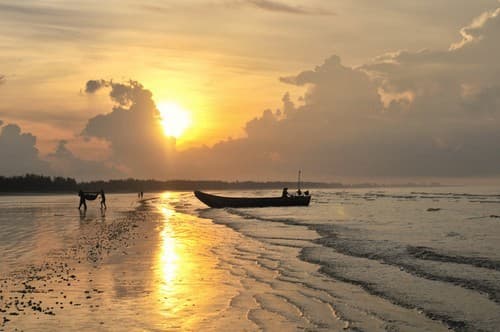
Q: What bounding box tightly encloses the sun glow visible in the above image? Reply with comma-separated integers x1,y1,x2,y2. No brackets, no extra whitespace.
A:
157,101,191,138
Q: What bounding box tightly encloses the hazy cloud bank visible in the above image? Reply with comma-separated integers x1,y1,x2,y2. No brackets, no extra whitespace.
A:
0,121,119,180
46,140,122,179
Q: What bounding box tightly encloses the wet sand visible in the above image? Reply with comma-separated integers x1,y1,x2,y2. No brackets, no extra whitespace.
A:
3,198,341,331
1,200,243,330
0,196,367,331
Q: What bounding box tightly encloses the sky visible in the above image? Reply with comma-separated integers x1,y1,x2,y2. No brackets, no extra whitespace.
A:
1,0,500,183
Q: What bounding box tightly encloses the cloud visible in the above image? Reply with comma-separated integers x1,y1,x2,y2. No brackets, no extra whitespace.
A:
84,79,107,94
7,5,494,182
0,3,77,19
0,122,51,176
46,140,121,180
169,57,389,179
82,80,176,178
167,6,500,180
76,3,500,181
0,2,116,41
0,120,120,180
245,0,334,16
450,8,500,50
279,55,382,112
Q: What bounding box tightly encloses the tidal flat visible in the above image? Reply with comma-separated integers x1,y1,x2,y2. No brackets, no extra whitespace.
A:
1,188,500,331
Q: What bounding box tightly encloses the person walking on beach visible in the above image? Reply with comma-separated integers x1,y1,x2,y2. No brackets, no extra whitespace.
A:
100,189,107,210
78,190,87,210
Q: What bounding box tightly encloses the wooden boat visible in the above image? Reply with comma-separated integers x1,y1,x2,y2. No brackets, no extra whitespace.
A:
194,190,311,208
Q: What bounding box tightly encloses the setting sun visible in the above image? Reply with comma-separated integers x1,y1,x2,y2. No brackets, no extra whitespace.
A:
157,101,191,138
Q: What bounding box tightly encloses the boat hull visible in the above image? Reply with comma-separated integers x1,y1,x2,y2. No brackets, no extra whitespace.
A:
194,190,311,208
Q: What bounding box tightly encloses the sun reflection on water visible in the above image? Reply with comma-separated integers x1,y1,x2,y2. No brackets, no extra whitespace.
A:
156,198,179,295
159,226,178,285
152,192,231,329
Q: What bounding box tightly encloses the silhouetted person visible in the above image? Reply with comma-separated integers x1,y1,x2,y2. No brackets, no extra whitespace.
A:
304,190,310,196
100,189,107,210
78,190,87,210
282,188,289,198
141,191,144,199
297,189,302,196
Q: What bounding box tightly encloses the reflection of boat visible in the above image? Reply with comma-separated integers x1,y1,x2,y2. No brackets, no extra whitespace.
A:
194,190,311,208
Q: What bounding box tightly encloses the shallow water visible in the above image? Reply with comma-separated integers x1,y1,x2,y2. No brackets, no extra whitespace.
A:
0,194,138,270
180,186,500,331
1,187,500,331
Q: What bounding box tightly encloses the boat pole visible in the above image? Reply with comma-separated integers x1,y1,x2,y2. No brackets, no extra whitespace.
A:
298,170,301,191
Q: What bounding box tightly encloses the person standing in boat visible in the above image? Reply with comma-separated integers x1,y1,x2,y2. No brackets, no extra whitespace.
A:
100,189,107,210
282,188,290,198
78,190,87,210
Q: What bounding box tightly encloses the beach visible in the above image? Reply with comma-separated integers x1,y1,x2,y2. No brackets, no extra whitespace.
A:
0,193,249,331
1,188,500,331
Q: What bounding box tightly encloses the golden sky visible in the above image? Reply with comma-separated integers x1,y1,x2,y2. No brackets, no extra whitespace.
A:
1,0,500,181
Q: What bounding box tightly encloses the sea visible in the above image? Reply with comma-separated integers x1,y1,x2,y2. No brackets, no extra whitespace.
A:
1,186,500,331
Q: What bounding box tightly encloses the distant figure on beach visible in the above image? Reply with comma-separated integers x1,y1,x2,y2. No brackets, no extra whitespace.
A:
282,188,289,198
100,189,107,210
78,190,87,210
138,192,141,199
141,191,144,199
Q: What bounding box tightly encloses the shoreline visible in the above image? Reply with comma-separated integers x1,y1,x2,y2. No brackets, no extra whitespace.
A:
0,183,466,200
